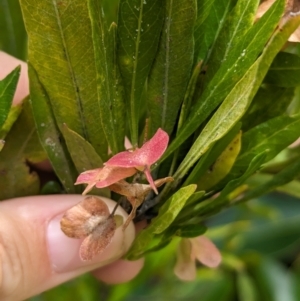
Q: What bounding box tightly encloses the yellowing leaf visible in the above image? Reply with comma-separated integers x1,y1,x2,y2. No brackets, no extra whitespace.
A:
197,131,242,190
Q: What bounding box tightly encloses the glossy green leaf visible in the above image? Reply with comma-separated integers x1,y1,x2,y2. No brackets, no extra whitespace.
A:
88,2,125,154
0,99,46,200
20,0,108,160
242,85,294,131
117,0,164,145
174,54,264,182
230,114,300,180
147,0,196,135
0,66,20,128
163,0,285,159
0,0,27,59
194,0,234,62
197,131,241,191
127,185,196,259
264,52,300,87
28,65,78,193
204,0,260,85
174,16,300,183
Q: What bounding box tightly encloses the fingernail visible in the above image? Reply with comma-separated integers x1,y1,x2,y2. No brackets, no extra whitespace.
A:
47,211,135,273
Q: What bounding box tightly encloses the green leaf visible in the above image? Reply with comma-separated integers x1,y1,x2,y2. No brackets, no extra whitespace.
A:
250,257,297,301
197,131,241,191
63,125,103,173
63,125,110,197
117,0,164,145
177,14,300,184
184,122,241,186
237,215,300,256
242,85,294,131
264,52,300,87
0,0,27,59
0,99,47,200
0,104,22,151
276,180,300,198
147,0,196,135
127,184,196,259
230,114,300,180
194,0,234,62
190,152,267,218
151,184,197,234
163,0,285,159
88,2,125,154
28,65,78,193
204,0,260,85
237,271,258,301
20,0,108,160
177,62,202,132
238,159,300,204
185,190,206,206
0,66,20,128
174,224,207,238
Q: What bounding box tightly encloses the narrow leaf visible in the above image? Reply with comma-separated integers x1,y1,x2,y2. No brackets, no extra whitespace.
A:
117,0,164,145
88,1,125,154
264,52,300,87
204,0,260,85
126,184,196,259
147,0,196,135
197,131,242,191
20,0,108,159
163,0,285,159
0,66,20,128
173,11,300,181
151,184,197,234
230,114,300,180
238,159,300,204
0,104,22,150
28,65,78,193
0,0,27,59
242,85,294,131
194,0,234,62
174,224,207,238
191,152,267,217
184,122,241,186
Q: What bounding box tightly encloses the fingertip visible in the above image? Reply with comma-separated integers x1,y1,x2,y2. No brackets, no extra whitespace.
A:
92,257,145,284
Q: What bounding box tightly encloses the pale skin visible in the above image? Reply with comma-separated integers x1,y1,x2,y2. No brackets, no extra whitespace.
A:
0,51,144,301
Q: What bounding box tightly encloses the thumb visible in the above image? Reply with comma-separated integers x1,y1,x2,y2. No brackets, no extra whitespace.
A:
0,195,135,301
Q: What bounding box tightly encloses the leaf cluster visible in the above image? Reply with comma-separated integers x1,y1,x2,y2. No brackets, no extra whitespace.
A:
1,0,300,258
